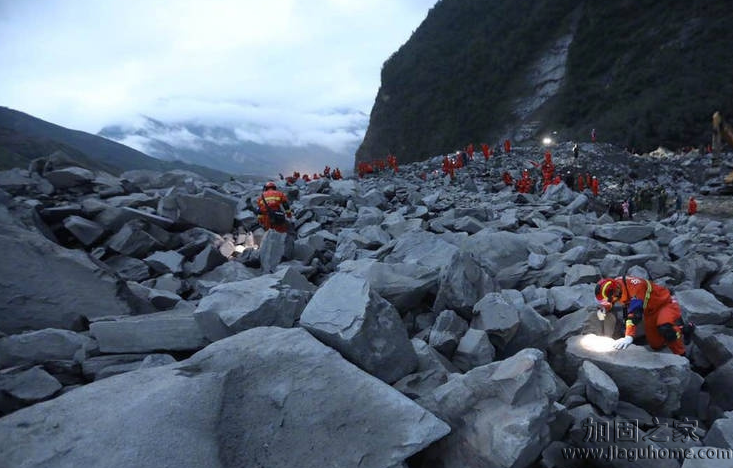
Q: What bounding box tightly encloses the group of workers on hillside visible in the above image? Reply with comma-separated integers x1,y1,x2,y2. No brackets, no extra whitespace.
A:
357,153,400,178
280,165,343,185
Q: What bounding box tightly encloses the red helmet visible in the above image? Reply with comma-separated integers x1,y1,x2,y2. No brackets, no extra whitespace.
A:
595,278,621,306
264,181,277,190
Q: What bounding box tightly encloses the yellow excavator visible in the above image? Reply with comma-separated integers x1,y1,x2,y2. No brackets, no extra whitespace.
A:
712,111,733,185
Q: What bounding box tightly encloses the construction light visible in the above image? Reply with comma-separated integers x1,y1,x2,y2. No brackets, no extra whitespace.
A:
542,137,553,146
579,334,616,353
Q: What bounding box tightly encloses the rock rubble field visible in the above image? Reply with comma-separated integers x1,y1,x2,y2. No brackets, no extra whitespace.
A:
1,145,733,468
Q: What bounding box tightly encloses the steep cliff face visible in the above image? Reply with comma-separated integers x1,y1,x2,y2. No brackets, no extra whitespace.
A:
356,0,733,165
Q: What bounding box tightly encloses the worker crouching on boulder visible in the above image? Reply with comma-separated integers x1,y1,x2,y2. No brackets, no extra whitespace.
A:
595,276,695,355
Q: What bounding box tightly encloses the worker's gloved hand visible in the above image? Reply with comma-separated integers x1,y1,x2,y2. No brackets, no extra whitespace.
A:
596,306,607,321
613,336,633,350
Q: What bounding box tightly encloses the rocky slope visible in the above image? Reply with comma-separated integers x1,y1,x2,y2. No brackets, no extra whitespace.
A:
1,144,733,467
356,0,733,165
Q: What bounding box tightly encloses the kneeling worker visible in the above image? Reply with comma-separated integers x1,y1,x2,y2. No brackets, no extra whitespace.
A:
595,276,694,355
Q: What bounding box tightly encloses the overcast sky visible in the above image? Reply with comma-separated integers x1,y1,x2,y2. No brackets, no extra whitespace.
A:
0,0,437,153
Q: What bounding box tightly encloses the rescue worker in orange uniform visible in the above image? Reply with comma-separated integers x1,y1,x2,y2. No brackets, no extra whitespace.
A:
688,196,697,215
504,139,511,154
502,171,514,186
257,182,292,233
332,167,342,180
481,143,490,160
595,276,694,355
591,176,599,196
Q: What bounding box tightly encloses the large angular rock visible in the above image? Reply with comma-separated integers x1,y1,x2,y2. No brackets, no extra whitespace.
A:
549,284,597,314
434,250,498,319
62,215,105,246
259,229,292,273
143,250,185,275
0,366,62,404
104,256,150,281
471,292,521,347
704,417,733,449
709,271,733,306
563,264,601,287
417,349,566,468
185,244,228,276
175,193,235,233
192,261,257,297
577,360,619,415
452,328,495,372
106,220,163,258
44,166,95,189
0,221,131,333
0,329,97,368
384,230,459,271
593,222,654,243
337,259,437,312
692,325,733,367
429,310,469,358
669,234,695,260
90,310,209,353
704,360,733,411
0,327,450,468
676,289,733,325
300,273,417,383
194,267,314,341
557,335,691,415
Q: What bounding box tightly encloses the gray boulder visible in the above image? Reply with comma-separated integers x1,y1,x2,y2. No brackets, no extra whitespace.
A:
577,360,619,415
710,271,733,305
452,328,495,372
704,359,733,411
549,284,597,314
44,166,95,189
557,335,691,415
593,222,654,243
104,256,150,282
428,310,469,358
692,325,733,366
185,244,228,276
384,230,459,271
143,250,185,275
563,264,601,287
417,349,566,468
0,366,61,405
90,310,209,353
337,259,436,312
471,293,521,348
106,220,163,258
704,417,733,449
175,193,235,234
259,230,292,273
0,221,131,333
0,327,450,468
300,273,417,383
194,267,314,341
63,215,105,246
0,329,97,368
434,250,498,319
675,289,733,325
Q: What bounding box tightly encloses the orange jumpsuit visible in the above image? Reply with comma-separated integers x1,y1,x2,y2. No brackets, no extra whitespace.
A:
608,276,685,355
688,197,697,215
257,189,292,233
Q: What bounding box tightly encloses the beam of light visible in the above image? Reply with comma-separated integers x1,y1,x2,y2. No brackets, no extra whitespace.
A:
542,137,553,146
579,334,616,353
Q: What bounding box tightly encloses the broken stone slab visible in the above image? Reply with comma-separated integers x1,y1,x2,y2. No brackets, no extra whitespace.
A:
80,353,170,380
175,193,235,234
0,220,132,333
106,220,164,258
0,327,451,468
259,230,293,274
143,250,185,275
384,230,459,271
337,259,437,312
501,301,552,357
429,310,469,358
704,417,733,449
710,271,733,306
563,264,601,287
471,292,521,348
194,266,314,341
184,244,228,277
669,234,695,260
62,215,106,246
124,281,182,312
417,349,567,468
300,273,418,384
192,261,257,297
675,289,733,325
578,360,619,415
593,222,654,243
548,284,597,314
104,256,150,282
434,250,498,319
598,253,659,277
676,254,720,289
89,310,209,353
452,328,495,372
704,359,733,411
0,329,97,368
392,369,450,401
557,335,691,416
691,325,733,367
0,366,62,405
44,166,95,189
